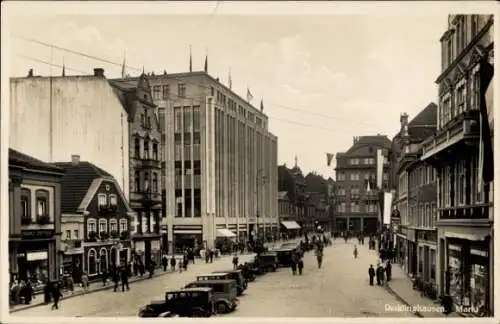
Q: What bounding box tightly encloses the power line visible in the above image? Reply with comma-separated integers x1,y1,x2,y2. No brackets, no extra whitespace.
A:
269,117,346,133
15,53,88,74
12,35,386,131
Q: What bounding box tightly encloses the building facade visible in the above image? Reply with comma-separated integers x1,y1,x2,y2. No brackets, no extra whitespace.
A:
421,15,494,314
278,164,307,234
393,104,438,289
110,74,163,267
54,156,134,280
120,72,278,252
9,68,130,198
334,136,392,234
8,149,64,291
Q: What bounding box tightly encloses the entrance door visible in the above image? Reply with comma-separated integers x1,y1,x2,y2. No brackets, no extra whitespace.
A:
145,240,152,267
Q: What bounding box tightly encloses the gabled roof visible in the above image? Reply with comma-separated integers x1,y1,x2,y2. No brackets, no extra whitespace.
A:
9,148,64,174
52,161,115,213
407,102,437,143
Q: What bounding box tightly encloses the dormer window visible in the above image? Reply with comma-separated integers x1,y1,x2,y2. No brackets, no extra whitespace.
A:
109,194,117,206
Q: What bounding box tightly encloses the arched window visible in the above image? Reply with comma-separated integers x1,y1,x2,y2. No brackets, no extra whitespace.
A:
98,218,107,234
87,218,97,237
88,249,97,275
99,248,108,273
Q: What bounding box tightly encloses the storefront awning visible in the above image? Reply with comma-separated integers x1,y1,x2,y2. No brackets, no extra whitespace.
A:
216,228,236,238
445,231,490,242
281,221,301,230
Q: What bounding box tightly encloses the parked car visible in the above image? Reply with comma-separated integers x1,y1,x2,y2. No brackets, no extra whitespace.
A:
185,280,238,314
212,270,247,295
272,248,295,267
237,263,256,282
255,251,278,272
138,287,214,318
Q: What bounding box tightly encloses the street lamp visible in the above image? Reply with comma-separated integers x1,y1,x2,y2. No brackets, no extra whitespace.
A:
255,169,268,243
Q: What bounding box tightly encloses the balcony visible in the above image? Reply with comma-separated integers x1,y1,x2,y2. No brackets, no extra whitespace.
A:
131,190,162,204
421,110,480,162
137,157,161,170
439,204,490,220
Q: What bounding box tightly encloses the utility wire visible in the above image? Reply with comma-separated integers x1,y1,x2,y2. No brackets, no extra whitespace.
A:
15,53,88,74
12,34,386,131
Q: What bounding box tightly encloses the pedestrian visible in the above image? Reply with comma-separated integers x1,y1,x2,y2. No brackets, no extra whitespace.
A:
183,254,188,271
291,260,297,275
315,245,323,269
51,282,62,310
232,254,239,270
205,250,210,263
170,256,176,272
386,261,392,282
368,265,375,286
112,268,120,292
102,268,108,286
353,245,358,259
376,264,381,285
120,267,130,291
209,249,214,263
162,255,168,272
81,272,89,292
23,280,33,304
43,281,52,304
379,264,385,285
298,258,304,275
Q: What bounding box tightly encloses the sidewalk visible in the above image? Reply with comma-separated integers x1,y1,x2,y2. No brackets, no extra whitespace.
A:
359,243,464,318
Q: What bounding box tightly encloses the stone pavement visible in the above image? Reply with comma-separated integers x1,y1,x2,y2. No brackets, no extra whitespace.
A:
360,242,463,318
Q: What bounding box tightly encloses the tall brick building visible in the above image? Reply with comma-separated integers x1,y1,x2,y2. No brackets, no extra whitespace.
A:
334,135,392,234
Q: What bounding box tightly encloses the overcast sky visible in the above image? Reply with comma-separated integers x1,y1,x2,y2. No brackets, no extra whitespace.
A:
5,2,476,179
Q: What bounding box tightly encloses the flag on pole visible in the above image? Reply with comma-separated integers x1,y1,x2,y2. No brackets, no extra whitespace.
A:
260,98,264,112
326,153,334,166
204,54,208,73
189,45,193,72
121,57,126,78
62,57,66,76
477,56,494,197
228,68,232,89
246,87,254,102
376,149,383,189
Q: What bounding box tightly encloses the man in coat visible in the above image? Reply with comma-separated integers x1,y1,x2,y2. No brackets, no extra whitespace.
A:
368,265,376,286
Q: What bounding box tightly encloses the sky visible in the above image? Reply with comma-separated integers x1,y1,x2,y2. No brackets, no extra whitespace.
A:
4,2,455,179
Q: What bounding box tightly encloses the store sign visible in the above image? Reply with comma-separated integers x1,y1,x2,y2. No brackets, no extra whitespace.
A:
27,251,48,261
22,230,54,239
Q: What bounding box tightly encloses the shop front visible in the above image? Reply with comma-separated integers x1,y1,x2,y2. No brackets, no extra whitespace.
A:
280,220,301,239
14,238,58,292
446,238,490,315
335,217,347,233
132,238,162,267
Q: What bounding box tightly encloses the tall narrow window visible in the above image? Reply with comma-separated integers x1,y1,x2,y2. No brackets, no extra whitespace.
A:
97,194,107,209
109,194,118,206
178,83,186,97
21,189,31,224
144,139,150,159
134,137,141,158
135,171,141,192
144,172,150,192
162,84,170,99
152,173,158,193
35,189,49,223
152,143,158,160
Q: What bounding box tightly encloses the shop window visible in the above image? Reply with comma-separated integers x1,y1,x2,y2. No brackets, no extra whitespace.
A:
87,249,97,275
21,188,31,225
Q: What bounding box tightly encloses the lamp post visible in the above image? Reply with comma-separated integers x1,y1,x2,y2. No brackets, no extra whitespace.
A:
255,169,268,243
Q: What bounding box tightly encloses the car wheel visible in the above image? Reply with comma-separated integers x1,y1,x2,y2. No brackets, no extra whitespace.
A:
215,302,229,314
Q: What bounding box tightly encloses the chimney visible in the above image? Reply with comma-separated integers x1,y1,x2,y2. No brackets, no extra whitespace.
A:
27,69,34,77
400,112,409,136
71,154,80,165
93,68,105,77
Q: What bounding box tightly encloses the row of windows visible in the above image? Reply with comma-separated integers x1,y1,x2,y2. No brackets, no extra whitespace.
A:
441,15,482,70
134,137,160,160
97,193,118,208
440,154,481,208
152,83,185,99
174,107,201,134
65,229,79,240
349,157,375,165
133,171,159,193
337,202,378,213
133,211,160,233
175,189,202,217
87,218,128,235
20,188,50,222
337,171,387,182
439,67,481,129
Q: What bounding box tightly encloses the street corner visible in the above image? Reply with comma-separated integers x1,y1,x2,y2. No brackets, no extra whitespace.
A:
384,302,445,316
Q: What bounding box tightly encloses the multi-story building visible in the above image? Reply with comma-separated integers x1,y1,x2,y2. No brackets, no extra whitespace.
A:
126,71,278,252
278,163,306,234
9,68,130,198
421,15,494,314
278,191,300,238
54,156,134,280
109,74,163,266
8,148,65,291
334,135,392,234
393,103,438,286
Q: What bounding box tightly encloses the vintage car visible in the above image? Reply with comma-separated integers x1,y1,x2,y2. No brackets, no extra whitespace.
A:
272,247,295,267
138,287,214,318
212,269,247,295
184,280,238,314
255,251,278,272
237,263,256,282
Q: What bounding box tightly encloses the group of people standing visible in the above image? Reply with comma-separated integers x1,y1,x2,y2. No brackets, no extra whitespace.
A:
368,261,392,286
